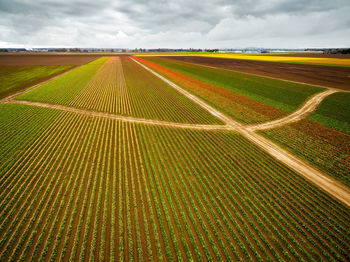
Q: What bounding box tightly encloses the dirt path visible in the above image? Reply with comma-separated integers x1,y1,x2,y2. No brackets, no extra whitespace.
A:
131,57,350,207
5,86,335,134
7,100,229,131
247,89,338,131
239,128,350,206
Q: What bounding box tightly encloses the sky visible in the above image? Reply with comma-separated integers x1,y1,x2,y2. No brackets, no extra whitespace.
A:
0,0,349,49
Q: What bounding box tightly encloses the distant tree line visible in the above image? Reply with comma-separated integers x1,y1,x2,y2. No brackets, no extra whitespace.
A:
306,48,350,54
324,48,350,54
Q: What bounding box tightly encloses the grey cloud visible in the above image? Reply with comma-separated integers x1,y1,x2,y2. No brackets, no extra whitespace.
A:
0,0,109,16
227,0,347,17
0,0,349,48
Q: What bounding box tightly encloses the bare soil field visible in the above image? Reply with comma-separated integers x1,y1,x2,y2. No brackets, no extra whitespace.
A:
164,56,350,91
267,53,350,59
0,54,101,66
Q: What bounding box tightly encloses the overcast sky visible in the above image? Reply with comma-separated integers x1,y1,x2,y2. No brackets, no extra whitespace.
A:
1,0,349,49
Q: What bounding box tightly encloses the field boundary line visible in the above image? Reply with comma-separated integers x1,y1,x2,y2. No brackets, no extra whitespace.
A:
131,57,350,207
247,89,338,131
0,65,84,104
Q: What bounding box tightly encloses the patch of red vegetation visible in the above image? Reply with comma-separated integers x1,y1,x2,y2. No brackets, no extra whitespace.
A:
291,119,350,152
135,57,286,121
262,118,350,185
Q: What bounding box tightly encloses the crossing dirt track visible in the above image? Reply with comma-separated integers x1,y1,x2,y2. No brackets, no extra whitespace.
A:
0,55,349,261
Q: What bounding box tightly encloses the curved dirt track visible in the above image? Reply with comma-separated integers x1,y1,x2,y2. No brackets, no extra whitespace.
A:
247,89,338,131
1,57,349,207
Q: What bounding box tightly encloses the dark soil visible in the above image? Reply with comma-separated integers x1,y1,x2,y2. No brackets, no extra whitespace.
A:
267,53,350,59
162,56,350,91
0,55,102,66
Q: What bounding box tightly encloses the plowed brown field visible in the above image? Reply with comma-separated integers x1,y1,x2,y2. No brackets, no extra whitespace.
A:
163,56,350,90
0,54,101,66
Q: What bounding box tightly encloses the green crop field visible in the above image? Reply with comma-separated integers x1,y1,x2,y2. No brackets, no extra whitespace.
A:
0,65,74,99
0,55,349,261
0,104,349,261
309,92,350,134
16,57,108,105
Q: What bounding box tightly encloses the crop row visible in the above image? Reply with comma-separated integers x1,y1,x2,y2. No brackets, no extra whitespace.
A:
0,104,348,261
260,119,350,187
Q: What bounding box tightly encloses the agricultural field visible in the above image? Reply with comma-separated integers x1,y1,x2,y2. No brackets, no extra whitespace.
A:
0,54,101,66
260,92,350,187
309,92,350,133
260,119,350,187
0,65,74,100
0,54,105,100
142,55,350,90
134,56,324,124
0,104,349,261
138,53,350,67
136,54,350,190
0,54,349,261
17,56,221,125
